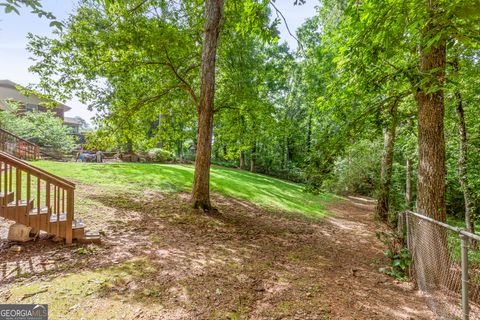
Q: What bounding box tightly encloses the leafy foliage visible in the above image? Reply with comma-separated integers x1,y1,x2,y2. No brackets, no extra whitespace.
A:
146,148,176,163
323,139,382,196
0,0,62,28
0,105,76,154
23,0,480,222
377,231,412,281
379,248,412,281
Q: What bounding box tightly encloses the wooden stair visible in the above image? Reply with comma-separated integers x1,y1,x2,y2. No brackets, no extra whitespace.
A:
0,151,99,244
0,128,39,161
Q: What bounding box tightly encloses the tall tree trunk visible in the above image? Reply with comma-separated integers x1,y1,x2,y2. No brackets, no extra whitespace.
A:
157,113,164,148
414,0,448,288
223,145,227,158
250,143,257,173
126,138,133,153
191,0,224,210
415,2,446,222
239,151,246,170
376,99,399,222
177,139,184,160
454,65,474,235
307,113,312,152
177,122,184,160
405,158,413,210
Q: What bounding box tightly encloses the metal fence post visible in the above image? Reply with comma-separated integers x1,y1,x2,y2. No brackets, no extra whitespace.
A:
398,211,406,236
405,212,413,278
405,212,410,251
460,234,470,320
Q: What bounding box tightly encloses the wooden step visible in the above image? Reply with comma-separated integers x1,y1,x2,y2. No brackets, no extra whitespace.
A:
5,199,34,224
77,231,101,244
7,199,34,207
29,207,49,215
48,213,66,238
0,191,14,205
0,148,76,244
72,220,85,239
0,192,14,218
28,207,50,233
48,215,86,239
49,213,67,223
23,208,86,239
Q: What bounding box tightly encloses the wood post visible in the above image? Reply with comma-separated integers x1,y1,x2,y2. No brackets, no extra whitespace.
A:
65,189,74,245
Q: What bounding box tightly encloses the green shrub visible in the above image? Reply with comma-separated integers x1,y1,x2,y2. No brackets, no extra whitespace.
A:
323,139,382,196
0,105,76,155
376,231,411,281
147,148,176,162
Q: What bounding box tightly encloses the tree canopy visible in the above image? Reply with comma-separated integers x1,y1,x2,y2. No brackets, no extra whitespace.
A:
24,0,480,223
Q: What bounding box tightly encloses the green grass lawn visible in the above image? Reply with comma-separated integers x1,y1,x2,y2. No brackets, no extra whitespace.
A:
34,161,334,217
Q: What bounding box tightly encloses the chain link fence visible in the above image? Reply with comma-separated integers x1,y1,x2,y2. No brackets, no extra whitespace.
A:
399,211,480,319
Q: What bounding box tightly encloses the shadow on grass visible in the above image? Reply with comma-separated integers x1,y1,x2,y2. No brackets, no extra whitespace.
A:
2,190,332,318
0,188,432,320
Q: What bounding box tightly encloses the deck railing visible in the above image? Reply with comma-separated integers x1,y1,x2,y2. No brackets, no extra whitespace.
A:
0,150,75,243
0,128,40,160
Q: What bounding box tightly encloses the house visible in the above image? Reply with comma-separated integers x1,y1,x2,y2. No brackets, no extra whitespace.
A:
64,116,84,134
0,79,71,119
0,80,89,137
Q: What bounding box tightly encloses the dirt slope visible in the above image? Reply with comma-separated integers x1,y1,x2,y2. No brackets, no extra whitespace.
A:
0,189,433,319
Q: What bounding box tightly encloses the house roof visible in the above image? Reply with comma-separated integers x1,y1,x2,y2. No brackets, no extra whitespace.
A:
64,116,83,127
0,80,71,112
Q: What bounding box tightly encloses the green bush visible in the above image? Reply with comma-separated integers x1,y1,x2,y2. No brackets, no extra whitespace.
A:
323,139,382,196
0,105,76,155
376,231,411,281
147,148,176,162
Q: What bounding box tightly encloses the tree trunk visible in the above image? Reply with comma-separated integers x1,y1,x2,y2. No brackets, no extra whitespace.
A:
405,158,413,210
415,4,446,222
250,143,257,173
454,73,475,235
191,0,224,210
239,151,245,170
376,99,399,222
126,138,133,153
414,0,448,288
307,113,312,152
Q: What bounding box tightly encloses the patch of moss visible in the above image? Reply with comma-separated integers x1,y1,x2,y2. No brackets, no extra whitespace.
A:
4,257,163,319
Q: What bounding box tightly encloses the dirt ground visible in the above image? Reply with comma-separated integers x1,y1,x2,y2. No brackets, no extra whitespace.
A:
0,186,433,319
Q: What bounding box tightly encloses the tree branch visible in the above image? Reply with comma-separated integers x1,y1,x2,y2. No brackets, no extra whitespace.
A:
269,0,306,55
163,48,199,106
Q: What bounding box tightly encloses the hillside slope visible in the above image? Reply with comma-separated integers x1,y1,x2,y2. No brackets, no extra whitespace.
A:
35,161,333,216
0,161,432,319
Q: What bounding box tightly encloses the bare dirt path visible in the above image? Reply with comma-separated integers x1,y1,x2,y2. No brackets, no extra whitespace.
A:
0,188,433,319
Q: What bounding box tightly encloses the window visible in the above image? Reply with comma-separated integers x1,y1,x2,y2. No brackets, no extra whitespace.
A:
25,104,38,112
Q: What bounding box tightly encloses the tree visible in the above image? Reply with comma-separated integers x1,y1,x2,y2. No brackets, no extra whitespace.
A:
451,51,475,236
191,0,224,210
375,98,399,221
415,0,447,223
28,0,281,210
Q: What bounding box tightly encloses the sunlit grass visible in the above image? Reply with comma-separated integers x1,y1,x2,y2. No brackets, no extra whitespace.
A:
34,161,334,217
